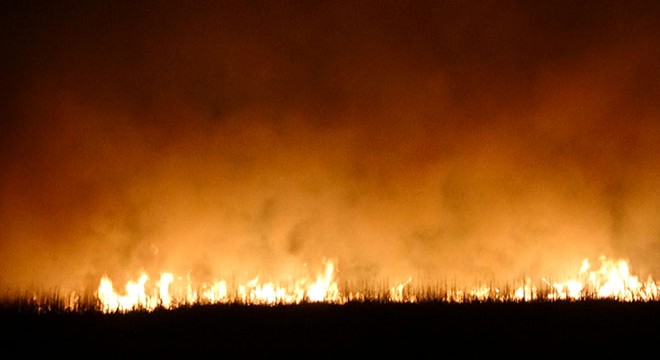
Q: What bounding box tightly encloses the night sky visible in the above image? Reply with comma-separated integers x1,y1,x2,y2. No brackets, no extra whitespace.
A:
1,0,659,293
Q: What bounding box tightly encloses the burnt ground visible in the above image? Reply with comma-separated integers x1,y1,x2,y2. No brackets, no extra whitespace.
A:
1,300,658,357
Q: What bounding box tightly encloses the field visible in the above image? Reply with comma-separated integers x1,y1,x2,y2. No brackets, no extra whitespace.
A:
3,256,658,357
2,299,658,357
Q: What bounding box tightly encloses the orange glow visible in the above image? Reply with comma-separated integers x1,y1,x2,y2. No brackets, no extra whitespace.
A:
4,2,660,324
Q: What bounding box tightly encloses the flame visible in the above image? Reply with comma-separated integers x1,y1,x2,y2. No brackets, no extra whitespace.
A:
97,259,349,312
97,273,156,312
508,255,658,302
389,277,413,302
95,255,660,313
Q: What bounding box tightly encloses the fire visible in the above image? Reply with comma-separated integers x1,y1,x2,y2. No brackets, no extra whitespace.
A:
97,259,349,312
97,273,155,312
464,254,660,303
544,255,659,301
95,255,660,313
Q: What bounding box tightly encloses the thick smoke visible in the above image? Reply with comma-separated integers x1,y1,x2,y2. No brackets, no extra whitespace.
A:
1,1,659,292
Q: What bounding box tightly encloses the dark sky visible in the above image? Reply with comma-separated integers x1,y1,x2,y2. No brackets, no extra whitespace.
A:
1,0,660,292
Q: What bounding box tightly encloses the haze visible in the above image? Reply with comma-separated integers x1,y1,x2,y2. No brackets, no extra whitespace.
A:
1,1,659,293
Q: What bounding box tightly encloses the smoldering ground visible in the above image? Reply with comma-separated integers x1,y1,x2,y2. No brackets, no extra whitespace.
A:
1,0,659,293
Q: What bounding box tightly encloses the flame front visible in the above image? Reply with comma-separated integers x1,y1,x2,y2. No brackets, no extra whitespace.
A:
546,255,659,301
97,259,350,312
469,255,660,303
96,255,660,313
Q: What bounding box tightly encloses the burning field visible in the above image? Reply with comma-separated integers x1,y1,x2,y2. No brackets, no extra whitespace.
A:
3,254,659,313
2,255,660,356
1,0,660,356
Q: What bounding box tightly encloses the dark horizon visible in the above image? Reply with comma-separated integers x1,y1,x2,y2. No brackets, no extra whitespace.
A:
2,299,659,357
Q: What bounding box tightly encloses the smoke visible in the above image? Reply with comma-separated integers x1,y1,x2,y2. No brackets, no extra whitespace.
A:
1,0,659,292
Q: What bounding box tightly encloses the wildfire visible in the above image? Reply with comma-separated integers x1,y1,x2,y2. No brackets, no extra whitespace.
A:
97,259,350,312
544,255,659,301
95,255,660,313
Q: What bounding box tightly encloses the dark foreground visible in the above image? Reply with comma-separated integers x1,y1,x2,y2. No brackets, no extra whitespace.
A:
2,300,658,357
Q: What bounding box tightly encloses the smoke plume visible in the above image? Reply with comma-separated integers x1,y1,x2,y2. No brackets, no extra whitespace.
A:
1,0,659,292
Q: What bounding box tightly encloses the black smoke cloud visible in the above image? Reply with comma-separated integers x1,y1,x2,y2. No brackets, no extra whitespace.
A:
1,0,659,292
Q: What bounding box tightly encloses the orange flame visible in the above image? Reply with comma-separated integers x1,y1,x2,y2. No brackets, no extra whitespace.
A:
97,259,350,312
462,255,660,303
96,255,660,313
